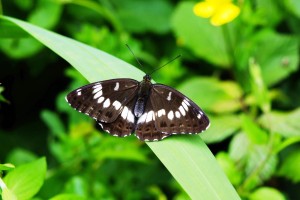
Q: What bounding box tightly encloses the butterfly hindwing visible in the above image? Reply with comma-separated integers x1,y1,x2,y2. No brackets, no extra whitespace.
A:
98,97,137,137
150,84,210,135
135,99,171,141
66,79,139,123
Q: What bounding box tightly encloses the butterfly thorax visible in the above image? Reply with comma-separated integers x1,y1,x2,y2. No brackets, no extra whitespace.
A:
134,75,152,118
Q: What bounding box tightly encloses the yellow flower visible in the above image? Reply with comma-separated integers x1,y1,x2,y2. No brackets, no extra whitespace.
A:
193,0,240,26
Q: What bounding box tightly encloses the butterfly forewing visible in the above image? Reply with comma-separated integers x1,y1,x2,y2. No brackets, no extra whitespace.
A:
150,84,210,135
66,79,139,123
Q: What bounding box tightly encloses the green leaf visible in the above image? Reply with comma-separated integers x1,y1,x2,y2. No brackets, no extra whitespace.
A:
283,0,300,18
178,77,243,114
115,0,172,33
0,163,15,171
201,114,241,144
6,148,38,166
249,58,270,113
3,157,47,200
172,2,232,67
41,110,66,139
2,187,18,200
229,132,250,163
50,194,86,200
259,108,300,138
249,30,298,86
244,146,278,190
27,0,62,29
241,115,268,144
0,16,240,200
278,147,300,183
216,152,243,186
249,187,286,200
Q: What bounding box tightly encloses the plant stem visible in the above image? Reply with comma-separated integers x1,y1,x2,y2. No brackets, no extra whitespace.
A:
222,24,235,67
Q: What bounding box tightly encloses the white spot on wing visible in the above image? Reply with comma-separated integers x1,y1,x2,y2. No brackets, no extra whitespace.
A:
168,111,174,120
167,92,172,101
137,113,147,124
175,111,180,118
114,82,119,91
179,106,186,116
197,113,201,119
103,98,110,108
183,99,190,106
77,91,81,96
94,90,103,99
146,111,154,123
157,109,166,117
92,86,102,94
112,101,121,110
121,106,129,119
93,84,102,89
127,110,135,123
98,96,105,103
182,101,189,111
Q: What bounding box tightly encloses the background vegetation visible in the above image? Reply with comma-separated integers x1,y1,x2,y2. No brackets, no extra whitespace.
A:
0,0,300,199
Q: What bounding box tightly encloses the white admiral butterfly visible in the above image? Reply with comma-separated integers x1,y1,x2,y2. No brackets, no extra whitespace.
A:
66,73,210,141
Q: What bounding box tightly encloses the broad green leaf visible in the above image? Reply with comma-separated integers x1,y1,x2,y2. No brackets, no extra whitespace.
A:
0,16,240,200
259,108,300,138
278,147,300,183
201,114,241,144
3,157,47,200
178,77,242,113
249,187,286,200
172,2,232,67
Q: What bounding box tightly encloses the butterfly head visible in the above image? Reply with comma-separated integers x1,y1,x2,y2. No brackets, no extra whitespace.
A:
143,74,152,83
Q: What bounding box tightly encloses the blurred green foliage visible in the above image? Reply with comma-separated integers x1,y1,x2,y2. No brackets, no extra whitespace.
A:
1,0,300,199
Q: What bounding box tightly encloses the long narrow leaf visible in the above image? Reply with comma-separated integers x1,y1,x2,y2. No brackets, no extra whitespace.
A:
1,16,240,200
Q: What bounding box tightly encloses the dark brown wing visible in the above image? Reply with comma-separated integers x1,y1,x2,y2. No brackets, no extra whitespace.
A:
98,97,137,137
150,84,210,135
66,79,139,123
135,99,171,141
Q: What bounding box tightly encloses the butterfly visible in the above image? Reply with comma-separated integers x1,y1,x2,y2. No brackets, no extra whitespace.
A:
66,74,210,141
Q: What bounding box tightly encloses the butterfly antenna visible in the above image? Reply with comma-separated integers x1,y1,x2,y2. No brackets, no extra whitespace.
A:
149,54,181,75
126,44,144,68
